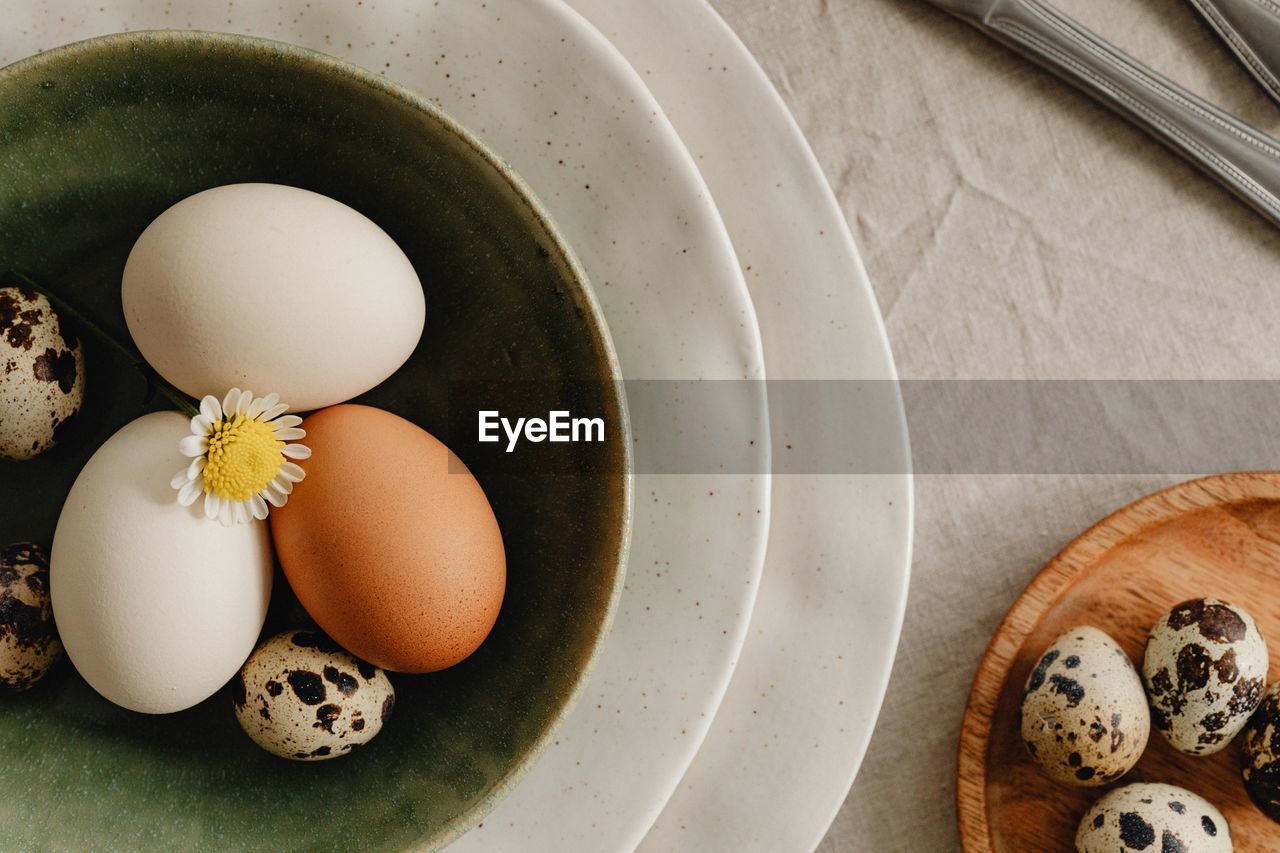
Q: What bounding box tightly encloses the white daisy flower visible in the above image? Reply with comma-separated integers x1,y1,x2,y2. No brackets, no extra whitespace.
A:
171,388,311,526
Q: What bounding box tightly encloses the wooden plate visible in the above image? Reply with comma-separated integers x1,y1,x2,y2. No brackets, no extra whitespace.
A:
957,472,1280,852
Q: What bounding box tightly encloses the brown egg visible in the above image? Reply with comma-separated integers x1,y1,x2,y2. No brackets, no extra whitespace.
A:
271,404,505,673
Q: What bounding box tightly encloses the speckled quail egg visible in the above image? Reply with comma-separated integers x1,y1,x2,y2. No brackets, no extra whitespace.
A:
0,542,61,690
233,629,394,761
1021,626,1150,786
1075,783,1231,853
1143,598,1267,755
1240,681,1280,822
0,287,84,460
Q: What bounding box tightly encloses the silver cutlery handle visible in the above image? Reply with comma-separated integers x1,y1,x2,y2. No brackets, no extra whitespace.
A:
980,0,1280,226
1188,0,1280,104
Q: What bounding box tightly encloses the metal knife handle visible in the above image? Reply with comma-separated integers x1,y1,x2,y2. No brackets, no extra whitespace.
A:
1188,0,1280,104
979,0,1280,226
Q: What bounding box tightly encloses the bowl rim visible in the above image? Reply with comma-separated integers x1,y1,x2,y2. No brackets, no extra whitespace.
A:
0,28,633,851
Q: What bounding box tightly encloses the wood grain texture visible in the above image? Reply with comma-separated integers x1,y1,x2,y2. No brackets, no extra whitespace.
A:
957,472,1280,852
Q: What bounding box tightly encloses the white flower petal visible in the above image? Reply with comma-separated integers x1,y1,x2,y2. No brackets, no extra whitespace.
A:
249,494,269,520
281,443,312,460
171,468,192,490
245,395,269,420
179,435,209,458
219,501,235,527
269,477,293,496
275,427,306,441
200,395,223,422
222,388,242,417
261,487,287,508
272,415,303,429
235,389,254,416
177,480,202,507
190,414,213,436
204,492,222,520
261,402,290,422
187,456,207,481
232,501,249,525
278,462,306,483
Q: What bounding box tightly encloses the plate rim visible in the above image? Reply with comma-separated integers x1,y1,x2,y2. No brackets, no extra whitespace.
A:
427,0,774,847
570,0,914,847
691,4,916,836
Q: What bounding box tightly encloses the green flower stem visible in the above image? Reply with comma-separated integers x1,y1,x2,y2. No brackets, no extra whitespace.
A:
6,271,200,418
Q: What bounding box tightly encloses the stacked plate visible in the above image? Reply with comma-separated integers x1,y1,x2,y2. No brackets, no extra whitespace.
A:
0,1,912,849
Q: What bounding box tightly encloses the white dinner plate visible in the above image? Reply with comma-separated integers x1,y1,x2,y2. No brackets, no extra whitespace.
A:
0,2,772,850
570,1,914,850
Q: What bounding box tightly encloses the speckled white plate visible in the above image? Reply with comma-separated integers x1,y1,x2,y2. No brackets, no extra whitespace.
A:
0,1,772,851
570,1,914,851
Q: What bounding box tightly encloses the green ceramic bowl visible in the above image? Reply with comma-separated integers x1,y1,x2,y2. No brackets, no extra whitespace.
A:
0,31,630,850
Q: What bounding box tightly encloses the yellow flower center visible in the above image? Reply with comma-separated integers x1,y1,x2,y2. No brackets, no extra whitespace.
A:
201,415,284,502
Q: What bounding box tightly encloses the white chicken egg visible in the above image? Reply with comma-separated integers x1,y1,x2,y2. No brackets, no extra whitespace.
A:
50,411,272,713
121,183,425,412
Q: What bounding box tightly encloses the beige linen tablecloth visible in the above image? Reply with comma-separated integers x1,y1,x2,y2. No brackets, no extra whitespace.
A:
713,0,1280,849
